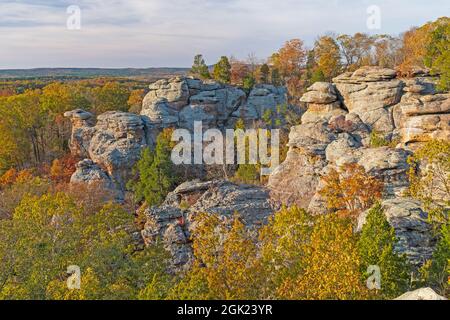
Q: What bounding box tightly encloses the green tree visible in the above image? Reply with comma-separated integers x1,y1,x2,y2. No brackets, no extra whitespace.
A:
213,56,231,84
128,130,178,206
358,203,410,299
259,64,270,83
420,223,450,297
242,74,256,94
191,54,211,79
92,82,130,114
425,23,450,91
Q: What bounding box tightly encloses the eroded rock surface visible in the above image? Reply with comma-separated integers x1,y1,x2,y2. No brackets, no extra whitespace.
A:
65,77,288,191
141,180,278,267
395,287,447,300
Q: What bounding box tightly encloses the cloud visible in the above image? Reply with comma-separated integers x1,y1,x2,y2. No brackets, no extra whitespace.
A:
0,0,448,68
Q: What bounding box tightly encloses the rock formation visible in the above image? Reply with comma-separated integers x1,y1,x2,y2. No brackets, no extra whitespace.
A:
268,66,448,265
65,77,288,192
140,180,277,267
269,66,449,209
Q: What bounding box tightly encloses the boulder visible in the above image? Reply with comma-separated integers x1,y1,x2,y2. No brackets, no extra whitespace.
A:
395,287,447,300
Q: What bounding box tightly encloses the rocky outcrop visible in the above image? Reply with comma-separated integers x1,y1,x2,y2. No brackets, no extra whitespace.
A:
393,77,450,148
357,198,436,267
333,66,402,134
65,77,288,191
395,287,447,300
141,77,286,130
65,111,150,190
141,180,278,267
269,66,449,210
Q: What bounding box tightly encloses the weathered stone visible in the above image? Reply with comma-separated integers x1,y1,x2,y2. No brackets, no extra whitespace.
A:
300,82,338,104
141,180,277,267
64,109,96,158
394,287,447,300
334,67,402,133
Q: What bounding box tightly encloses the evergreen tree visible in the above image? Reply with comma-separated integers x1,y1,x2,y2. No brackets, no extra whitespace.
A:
128,131,177,206
259,64,270,83
242,74,256,94
358,203,410,299
191,54,211,79
213,56,231,84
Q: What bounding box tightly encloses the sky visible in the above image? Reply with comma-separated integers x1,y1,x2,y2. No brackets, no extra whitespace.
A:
0,0,449,69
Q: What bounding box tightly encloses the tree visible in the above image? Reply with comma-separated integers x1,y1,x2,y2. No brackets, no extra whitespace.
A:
0,193,172,300
242,74,256,94
128,129,178,206
407,140,450,223
337,33,374,71
190,54,211,79
358,203,410,299
424,22,450,91
420,223,450,297
270,39,307,102
213,56,231,84
319,163,384,219
278,214,368,300
230,58,250,85
313,35,342,81
170,213,261,300
398,17,450,77
91,82,130,114
259,64,270,83
128,89,146,113
258,206,314,298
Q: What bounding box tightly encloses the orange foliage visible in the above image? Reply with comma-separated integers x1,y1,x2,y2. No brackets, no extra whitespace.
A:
50,154,79,183
319,163,384,219
230,59,251,86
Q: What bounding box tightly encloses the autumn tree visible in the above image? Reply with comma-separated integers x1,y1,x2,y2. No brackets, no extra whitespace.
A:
313,35,342,81
213,56,232,84
230,58,250,86
407,140,450,223
169,213,261,300
270,39,307,102
319,163,384,219
128,89,146,113
398,17,450,77
337,33,374,71
278,214,368,300
91,82,130,114
0,193,172,300
258,206,314,298
190,54,211,79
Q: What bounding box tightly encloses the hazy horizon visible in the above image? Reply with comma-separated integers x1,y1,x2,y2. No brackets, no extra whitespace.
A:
1,0,449,69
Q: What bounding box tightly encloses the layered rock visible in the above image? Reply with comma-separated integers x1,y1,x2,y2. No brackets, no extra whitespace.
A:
141,77,286,130
141,180,277,267
270,66,449,210
65,111,149,190
66,77,288,191
393,77,450,148
333,66,402,134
